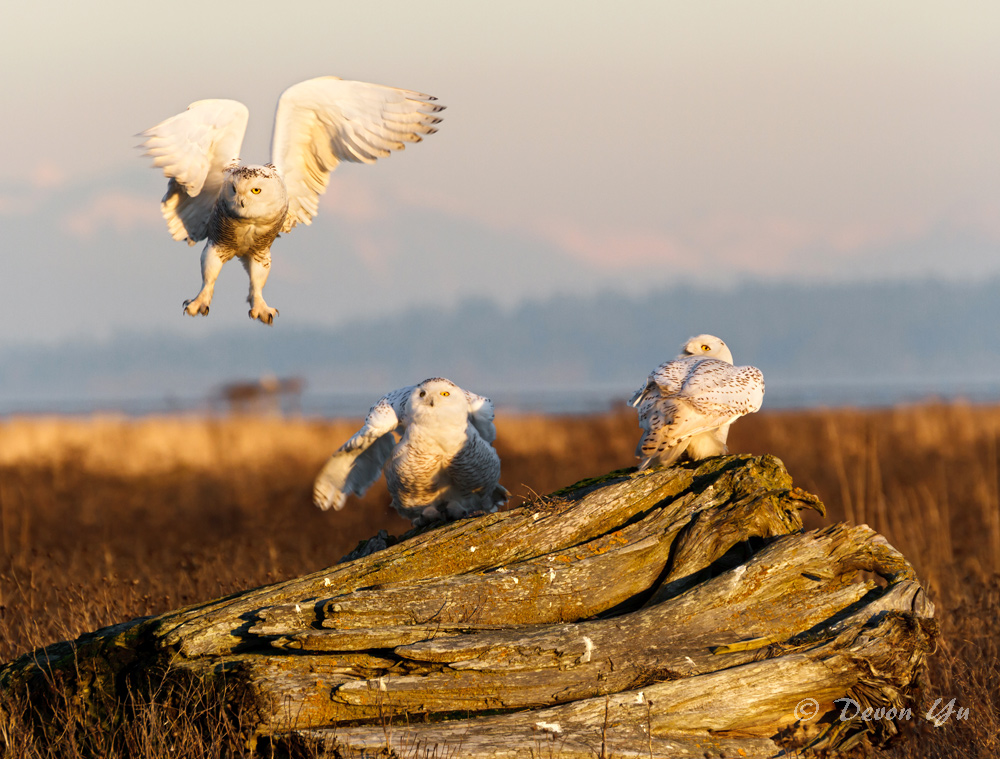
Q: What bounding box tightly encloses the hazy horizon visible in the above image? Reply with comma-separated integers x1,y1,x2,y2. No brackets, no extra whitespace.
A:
2,277,998,416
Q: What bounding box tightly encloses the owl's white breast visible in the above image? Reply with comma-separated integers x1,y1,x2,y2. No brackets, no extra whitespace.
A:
228,219,280,251
404,415,469,458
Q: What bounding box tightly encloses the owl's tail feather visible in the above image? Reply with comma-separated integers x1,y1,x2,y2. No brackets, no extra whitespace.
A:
637,438,688,471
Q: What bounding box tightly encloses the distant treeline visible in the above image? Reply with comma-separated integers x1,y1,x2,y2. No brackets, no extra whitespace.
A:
2,278,999,408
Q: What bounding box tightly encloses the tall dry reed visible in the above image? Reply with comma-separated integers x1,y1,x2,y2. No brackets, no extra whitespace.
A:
0,406,997,757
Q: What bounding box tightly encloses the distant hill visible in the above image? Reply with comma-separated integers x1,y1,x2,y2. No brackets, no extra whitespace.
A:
2,278,999,414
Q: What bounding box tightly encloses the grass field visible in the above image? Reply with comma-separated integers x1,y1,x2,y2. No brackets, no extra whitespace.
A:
1,405,998,757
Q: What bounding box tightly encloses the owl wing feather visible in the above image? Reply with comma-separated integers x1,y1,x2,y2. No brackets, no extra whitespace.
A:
140,99,249,244
463,390,498,443
628,358,692,408
448,432,505,503
313,386,414,511
455,391,506,509
454,389,508,513
635,358,764,461
270,76,444,233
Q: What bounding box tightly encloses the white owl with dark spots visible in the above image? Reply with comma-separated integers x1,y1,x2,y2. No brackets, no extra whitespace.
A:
140,76,444,324
314,378,509,527
629,334,764,469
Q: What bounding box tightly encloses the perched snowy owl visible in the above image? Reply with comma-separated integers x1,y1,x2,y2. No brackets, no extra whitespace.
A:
629,334,764,469
140,76,444,324
314,378,509,526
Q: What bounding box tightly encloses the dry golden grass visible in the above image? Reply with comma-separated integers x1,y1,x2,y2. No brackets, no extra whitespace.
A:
1,405,998,757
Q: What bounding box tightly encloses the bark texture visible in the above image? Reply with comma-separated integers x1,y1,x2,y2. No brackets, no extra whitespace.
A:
0,455,937,757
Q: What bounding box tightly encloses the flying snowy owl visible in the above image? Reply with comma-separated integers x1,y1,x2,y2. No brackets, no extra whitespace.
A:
139,76,444,324
314,378,509,526
629,334,764,469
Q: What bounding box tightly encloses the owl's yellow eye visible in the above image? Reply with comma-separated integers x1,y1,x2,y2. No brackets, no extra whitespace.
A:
701,344,710,352
251,187,262,194
419,390,426,397
440,391,450,397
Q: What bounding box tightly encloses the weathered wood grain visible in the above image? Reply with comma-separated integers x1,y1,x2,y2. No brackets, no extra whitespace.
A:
0,455,936,758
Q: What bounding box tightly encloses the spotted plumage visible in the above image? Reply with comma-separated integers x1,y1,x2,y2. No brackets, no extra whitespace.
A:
629,334,764,469
140,76,444,324
313,378,508,526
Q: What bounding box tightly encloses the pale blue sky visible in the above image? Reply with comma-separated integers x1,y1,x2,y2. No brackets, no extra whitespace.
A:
2,1,999,345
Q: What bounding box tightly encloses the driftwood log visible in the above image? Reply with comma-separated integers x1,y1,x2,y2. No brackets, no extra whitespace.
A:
1,455,936,757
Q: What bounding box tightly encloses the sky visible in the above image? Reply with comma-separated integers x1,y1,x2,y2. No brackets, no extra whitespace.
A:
1,1,1000,349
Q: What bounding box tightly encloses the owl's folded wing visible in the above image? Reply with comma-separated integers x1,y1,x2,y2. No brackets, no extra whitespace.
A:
139,99,249,244
629,356,702,408
634,364,764,462
313,386,413,511
463,390,498,443
683,364,765,418
270,76,444,233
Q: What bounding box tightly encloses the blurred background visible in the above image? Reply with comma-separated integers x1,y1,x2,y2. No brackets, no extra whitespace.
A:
2,1,1000,414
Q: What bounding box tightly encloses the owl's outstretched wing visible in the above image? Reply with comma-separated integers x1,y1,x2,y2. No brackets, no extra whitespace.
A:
313,385,414,511
463,390,497,443
140,99,249,244
269,76,444,233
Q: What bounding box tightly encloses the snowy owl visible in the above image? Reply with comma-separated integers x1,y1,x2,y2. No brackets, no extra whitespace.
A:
140,76,444,324
629,334,764,469
313,378,509,526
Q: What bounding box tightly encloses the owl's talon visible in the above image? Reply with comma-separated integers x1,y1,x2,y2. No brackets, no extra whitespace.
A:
183,298,211,317
248,304,279,325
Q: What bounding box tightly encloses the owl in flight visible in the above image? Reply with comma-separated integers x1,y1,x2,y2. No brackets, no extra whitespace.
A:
140,76,444,324
314,378,509,527
629,334,764,469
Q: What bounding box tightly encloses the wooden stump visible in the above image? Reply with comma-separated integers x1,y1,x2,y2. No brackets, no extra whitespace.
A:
0,455,936,757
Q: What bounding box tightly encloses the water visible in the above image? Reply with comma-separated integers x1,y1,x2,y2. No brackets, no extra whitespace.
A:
1,376,997,418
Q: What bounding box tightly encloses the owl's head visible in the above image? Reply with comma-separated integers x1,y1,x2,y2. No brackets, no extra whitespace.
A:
220,163,288,221
409,378,467,423
681,334,734,364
